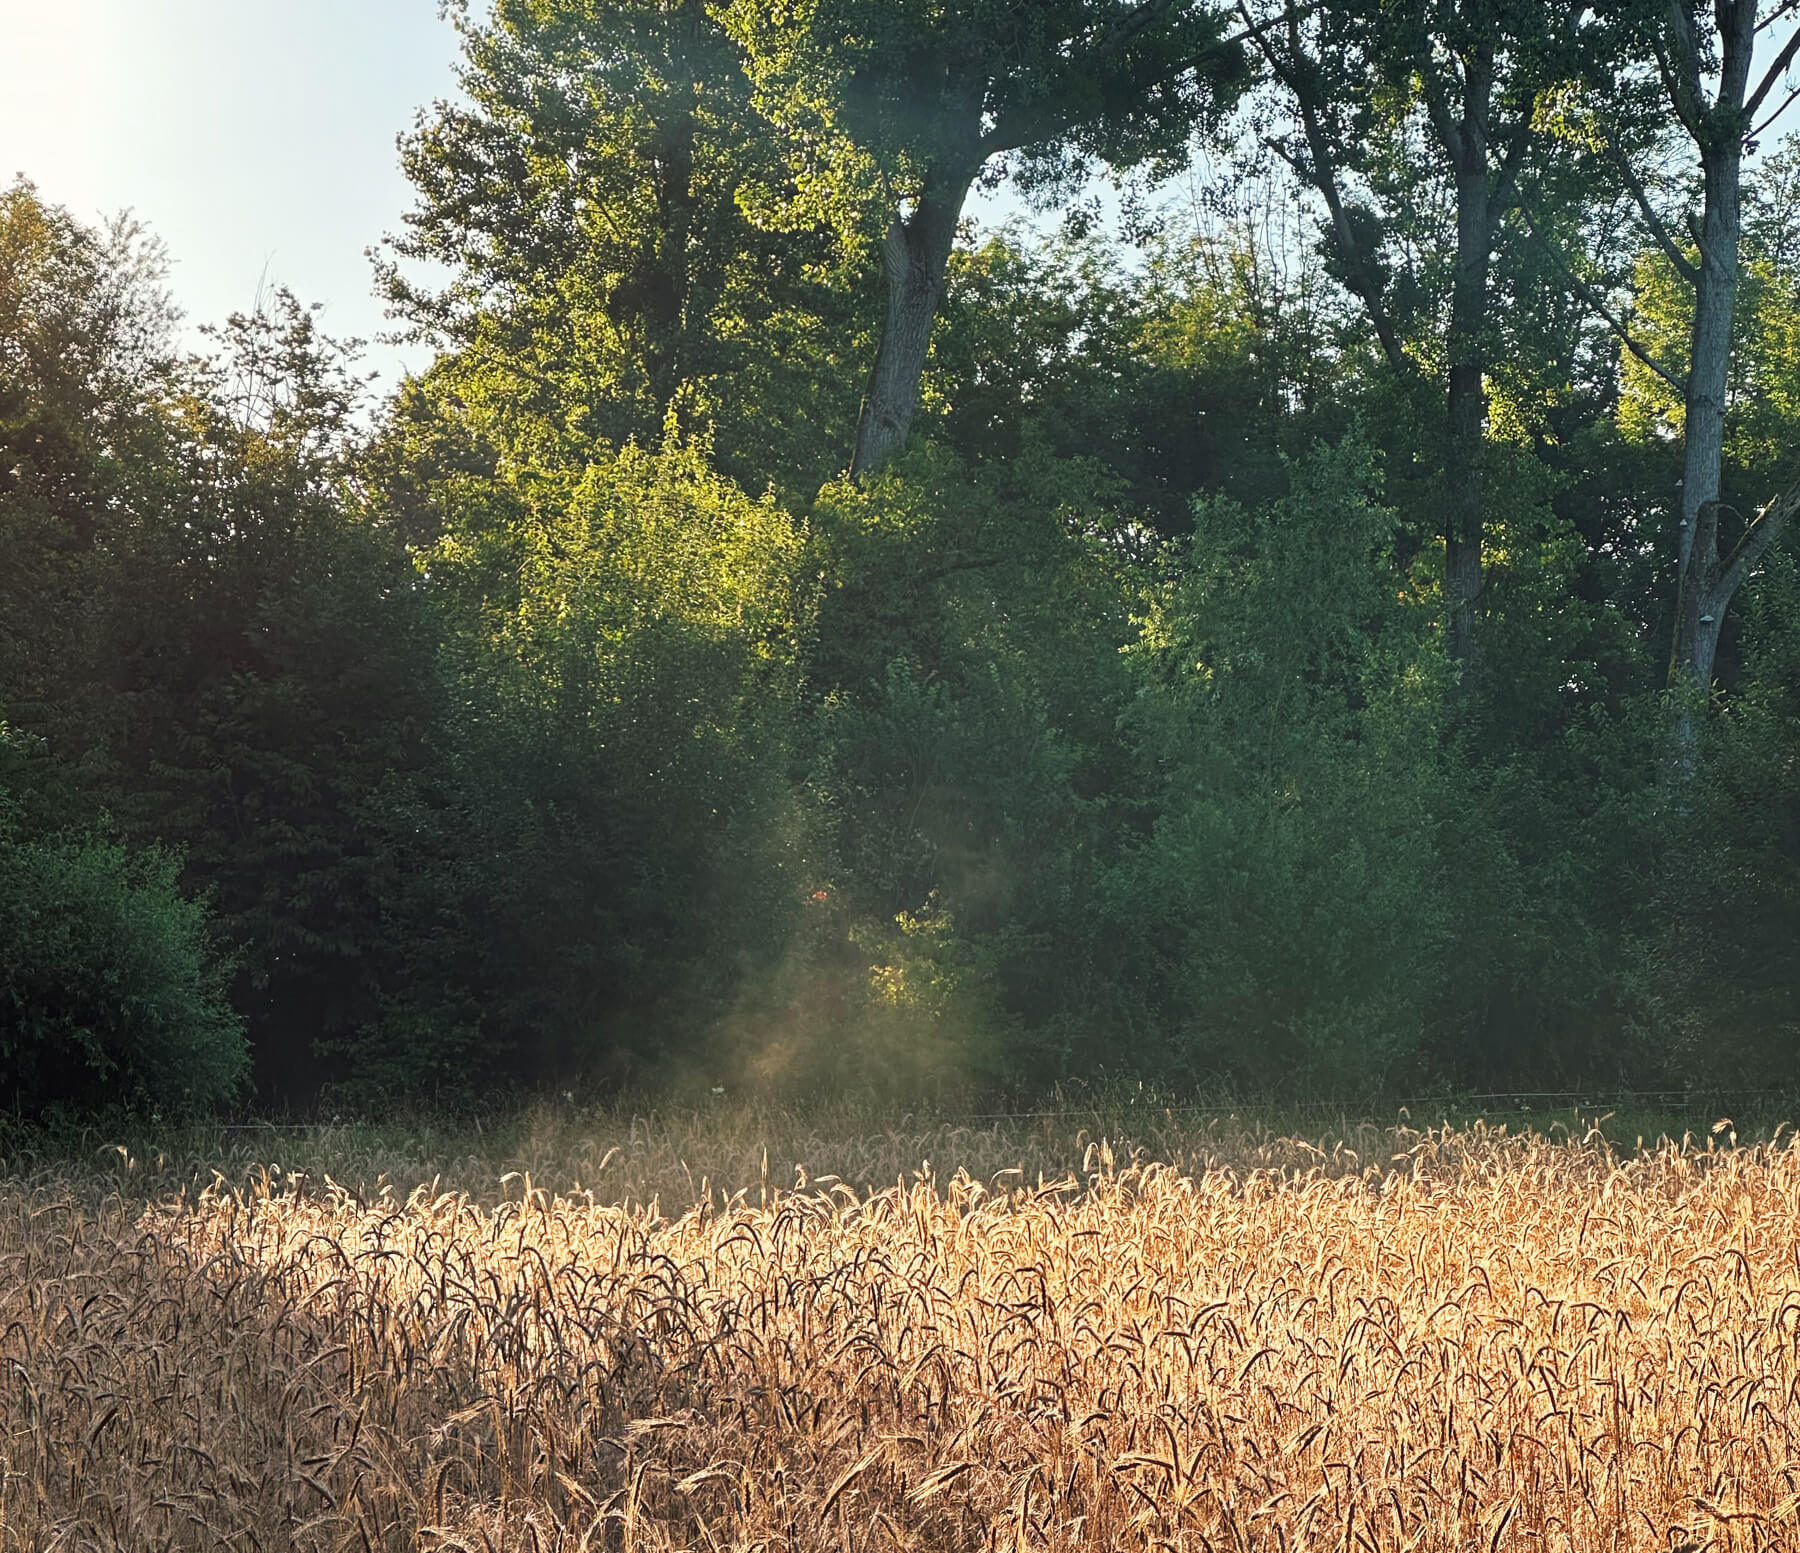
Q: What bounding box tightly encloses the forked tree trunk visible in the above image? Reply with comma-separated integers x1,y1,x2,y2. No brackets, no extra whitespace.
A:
1663,0,1763,769
1668,480,1800,769
1668,118,1744,726
851,161,981,480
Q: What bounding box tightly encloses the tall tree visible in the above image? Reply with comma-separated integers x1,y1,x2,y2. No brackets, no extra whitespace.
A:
1552,4,1800,753
0,178,178,736
382,0,864,494
720,0,1253,476
1240,0,1587,663
1627,1,1799,754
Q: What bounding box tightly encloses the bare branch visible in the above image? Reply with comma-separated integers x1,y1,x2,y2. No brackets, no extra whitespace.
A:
1252,23,1414,384
1214,0,1323,54
1754,0,1800,34
1514,196,1689,393
1754,81,1800,139
1600,137,1700,284
1720,470,1800,601
1745,17,1800,117
910,553,1011,587
1231,0,1314,90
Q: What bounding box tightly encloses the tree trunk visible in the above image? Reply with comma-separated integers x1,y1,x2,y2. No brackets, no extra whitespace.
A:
1668,495,1727,762
1445,166,1495,668
1665,0,1757,768
851,161,980,479
643,0,703,420
1673,157,1739,574
1667,480,1800,771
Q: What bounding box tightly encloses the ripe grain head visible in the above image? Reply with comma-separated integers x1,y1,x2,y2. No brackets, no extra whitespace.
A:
5,1119,1799,1550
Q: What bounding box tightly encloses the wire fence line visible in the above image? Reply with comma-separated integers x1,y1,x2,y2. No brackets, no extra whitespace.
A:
190,1090,1800,1133
962,1092,1795,1124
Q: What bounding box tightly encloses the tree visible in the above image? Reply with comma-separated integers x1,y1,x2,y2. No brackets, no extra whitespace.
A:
73,294,449,1099
1240,0,1590,664
382,0,865,496
358,397,822,1090
801,441,1144,1089
1607,137,1800,727
719,0,1254,476
1610,1,1800,757
0,751,247,1119
1102,437,1451,1093
0,178,179,739
921,218,1346,527
1540,4,1800,755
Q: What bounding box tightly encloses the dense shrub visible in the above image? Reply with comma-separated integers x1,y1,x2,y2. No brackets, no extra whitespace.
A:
1099,440,1451,1096
0,790,246,1116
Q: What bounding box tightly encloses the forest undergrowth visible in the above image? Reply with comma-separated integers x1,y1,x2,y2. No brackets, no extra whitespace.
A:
5,1110,1800,1551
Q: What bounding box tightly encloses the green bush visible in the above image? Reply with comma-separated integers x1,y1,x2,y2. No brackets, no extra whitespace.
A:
1102,439,1451,1096
307,438,820,1101
0,794,247,1116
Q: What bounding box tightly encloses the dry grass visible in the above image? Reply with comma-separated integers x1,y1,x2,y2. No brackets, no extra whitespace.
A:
5,1113,1800,1551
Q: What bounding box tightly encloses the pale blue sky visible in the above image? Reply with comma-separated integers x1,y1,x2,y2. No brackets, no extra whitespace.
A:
0,0,460,387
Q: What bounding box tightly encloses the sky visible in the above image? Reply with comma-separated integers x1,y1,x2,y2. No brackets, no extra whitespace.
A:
0,0,462,389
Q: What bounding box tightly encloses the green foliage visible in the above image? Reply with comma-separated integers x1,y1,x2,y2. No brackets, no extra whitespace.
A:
51,296,442,1100
1651,536,1800,1086
722,0,1252,474
331,438,820,1101
9,17,1800,1119
1618,230,1800,502
720,0,1251,199
1612,138,1800,534
382,0,868,497
797,445,1140,1088
0,178,179,739
924,226,1345,528
0,747,246,1117
1103,438,1451,1095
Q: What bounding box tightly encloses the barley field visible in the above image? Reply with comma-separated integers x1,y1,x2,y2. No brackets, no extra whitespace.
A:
5,1110,1800,1551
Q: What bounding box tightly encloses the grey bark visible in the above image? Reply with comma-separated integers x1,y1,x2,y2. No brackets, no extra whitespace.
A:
1669,481,1800,765
1660,0,1799,765
1423,40,1533,672
851,160,981,480
1444,150,1499,668
1249,8,1537,667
